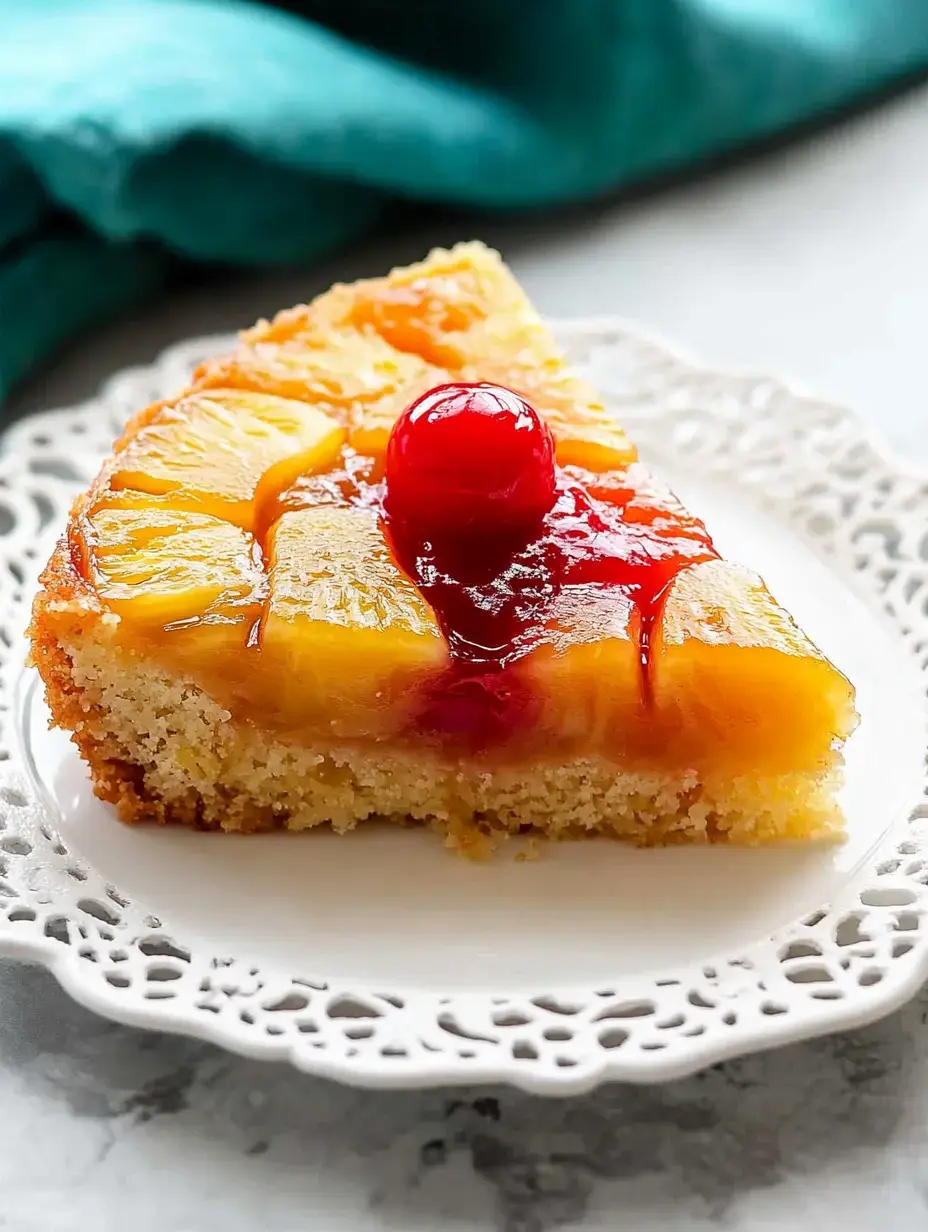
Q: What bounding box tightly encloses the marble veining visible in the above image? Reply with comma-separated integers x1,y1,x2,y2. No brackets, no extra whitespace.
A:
1,958,927,1231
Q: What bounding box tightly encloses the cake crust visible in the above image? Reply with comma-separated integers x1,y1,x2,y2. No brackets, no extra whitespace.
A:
30,540,844,849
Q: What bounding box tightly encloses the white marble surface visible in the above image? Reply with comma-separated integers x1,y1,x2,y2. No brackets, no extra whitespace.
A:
5,83,928,1232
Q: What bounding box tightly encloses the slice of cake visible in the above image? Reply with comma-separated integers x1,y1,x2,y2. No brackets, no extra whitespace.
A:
28,243,857,848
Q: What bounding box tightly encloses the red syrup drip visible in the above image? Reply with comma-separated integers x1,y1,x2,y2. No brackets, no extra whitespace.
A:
379,383,719,750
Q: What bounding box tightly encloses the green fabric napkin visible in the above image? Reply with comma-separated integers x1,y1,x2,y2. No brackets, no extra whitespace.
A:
2,0,927,403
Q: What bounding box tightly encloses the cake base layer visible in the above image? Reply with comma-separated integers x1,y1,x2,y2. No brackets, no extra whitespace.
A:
32,615,845,851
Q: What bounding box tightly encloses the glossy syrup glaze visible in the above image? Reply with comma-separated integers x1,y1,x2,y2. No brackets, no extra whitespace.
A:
380,384,719,748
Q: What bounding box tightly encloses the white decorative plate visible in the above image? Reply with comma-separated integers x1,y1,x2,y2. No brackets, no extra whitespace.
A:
1,322,926,1096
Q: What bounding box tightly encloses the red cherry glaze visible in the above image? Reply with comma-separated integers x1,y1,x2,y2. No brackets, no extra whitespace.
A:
384,382,556,533
382,385,720,751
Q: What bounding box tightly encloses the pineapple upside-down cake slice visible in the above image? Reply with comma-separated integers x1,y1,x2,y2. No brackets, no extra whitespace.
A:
29,243,857,850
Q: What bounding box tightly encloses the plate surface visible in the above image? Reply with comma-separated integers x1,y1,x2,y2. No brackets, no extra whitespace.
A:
1,322,926,1093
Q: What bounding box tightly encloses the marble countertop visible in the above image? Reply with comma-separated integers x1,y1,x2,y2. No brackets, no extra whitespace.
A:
5,84,928,1232
3,959,927,1231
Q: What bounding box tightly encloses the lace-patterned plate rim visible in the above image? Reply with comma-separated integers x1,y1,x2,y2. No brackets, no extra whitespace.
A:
0,319,924,1096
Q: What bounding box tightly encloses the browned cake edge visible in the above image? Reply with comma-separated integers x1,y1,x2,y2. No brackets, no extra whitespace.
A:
28,539,845,853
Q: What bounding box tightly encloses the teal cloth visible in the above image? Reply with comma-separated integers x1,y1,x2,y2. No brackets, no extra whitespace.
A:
2,0,928,403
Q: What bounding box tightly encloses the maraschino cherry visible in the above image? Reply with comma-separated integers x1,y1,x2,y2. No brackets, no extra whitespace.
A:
384,382,557,534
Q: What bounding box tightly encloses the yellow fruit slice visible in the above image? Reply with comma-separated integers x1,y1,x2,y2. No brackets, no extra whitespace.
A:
653,560,858,774
262,506,446,738
518,583,641,752
194,330,443,454
348,244,635,468
86,505,262,628
215,243,635,469
550,417,637,474
107,389,346,530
